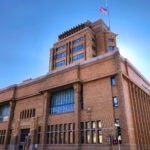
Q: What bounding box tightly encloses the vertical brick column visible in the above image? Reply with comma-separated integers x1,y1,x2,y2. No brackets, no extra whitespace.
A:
4,100,16,148
41,91,51,148
73,83,81,146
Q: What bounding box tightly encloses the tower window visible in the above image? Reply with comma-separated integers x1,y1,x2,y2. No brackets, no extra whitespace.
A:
111,77,116,86
113,97,118,107
73,37,84,44
108,46,114,51
72,53,84,61
108,39,113,42
73,44,84,52
92,46,96,51
56,45,66,51
56,60,66,67
56,52,66,59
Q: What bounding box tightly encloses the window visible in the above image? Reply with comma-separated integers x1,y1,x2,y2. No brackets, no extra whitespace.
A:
73,44,84,52
86,122,90,144
73,37,84,44
68,123,73,144
64,124,67,144
20,108,36,119
80,120,102,144
80,85,83,110
72,53,84,61
59,124,63,144
111,77,116,86
50,88,74,114
0,130,6,144
92,121,96,144
50,125,54,144
56,60,66,67
113,97,118,107
55,125,58,144
8,129,12,144
98,130,102,144
56,45,66,51
108,39,113,42
115,119,120,126
97,120,102,128
92,54,96,57
56,52,66,59
108,46,114,51
0,105,10,122
37,127,41,144
97,121,102,144
92,39,95,42
47,125,50,144
107,136,111,145
92,46,96,51
81,122,84,144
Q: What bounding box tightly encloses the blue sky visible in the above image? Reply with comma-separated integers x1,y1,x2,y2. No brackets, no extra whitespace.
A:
0,0,150,89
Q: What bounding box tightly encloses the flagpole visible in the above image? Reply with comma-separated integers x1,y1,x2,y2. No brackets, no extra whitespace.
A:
106,0,111,30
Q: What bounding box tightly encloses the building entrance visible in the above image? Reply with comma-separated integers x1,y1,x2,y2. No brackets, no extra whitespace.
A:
19,128,30,150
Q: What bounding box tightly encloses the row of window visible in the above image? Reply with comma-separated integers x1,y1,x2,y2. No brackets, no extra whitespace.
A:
56,38,113,53
0,130,6,145
73,53,84,61
56,52,66,59
56,45,66,51
73,37,84,44
46,123,75,144
73,44,84,52
20,109,36,119
56,60,66,67
81,121,102,144
56,52,85,67
56,37,84,52
0,105,9,122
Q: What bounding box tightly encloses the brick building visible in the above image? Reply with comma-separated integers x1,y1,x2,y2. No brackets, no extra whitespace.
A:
0,19,150,150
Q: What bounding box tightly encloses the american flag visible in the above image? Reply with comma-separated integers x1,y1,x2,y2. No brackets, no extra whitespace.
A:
99,7,108,15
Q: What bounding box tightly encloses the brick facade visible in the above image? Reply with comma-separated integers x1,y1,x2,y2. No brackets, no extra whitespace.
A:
0,19,149,150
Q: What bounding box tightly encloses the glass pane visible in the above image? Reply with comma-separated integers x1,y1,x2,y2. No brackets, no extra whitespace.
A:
97,121,102,128
92,130,96,144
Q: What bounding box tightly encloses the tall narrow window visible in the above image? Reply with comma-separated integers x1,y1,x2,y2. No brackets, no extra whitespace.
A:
107,136,111,145
47,125,50,144
81,122,84,144
64,124,67,144
115,119,120,126
92,121,96,144
113,97,118,107
81,85,83,110
8,129,12,144
59,124,63,144
37,127,41,144
97,121,102,144
55,125,58,144
86,122,90,144
111,77,116,86
68,123,73,144
50,125,54,144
